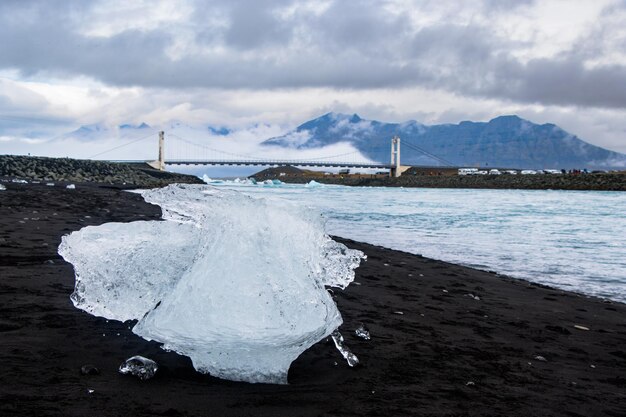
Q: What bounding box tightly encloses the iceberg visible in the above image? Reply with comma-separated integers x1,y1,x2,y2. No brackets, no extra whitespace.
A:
305,180,323,188
59,184,363,384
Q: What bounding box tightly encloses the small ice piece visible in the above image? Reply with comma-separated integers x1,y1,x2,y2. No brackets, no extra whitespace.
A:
46,182,55,186
119,355,158,380
260,179,283,186
305,180,323,188
393,311,404,315
12,178,28,183
355,323,371,340
263,180,283,187
66,184,76,189
331,330,359,367
0,184,5,191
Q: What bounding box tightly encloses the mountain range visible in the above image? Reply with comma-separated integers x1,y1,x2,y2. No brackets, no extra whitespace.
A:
54,113,626,169
262,113,626,169
62,122,232,141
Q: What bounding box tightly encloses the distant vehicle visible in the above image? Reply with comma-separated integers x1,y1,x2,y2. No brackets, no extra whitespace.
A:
504,170,518,175
375,171,388,175
279,172,286,177
323,172,332,176
521,170,537,175
477,170,488,175
489,169,502,175
458,168,479,175
543,169,561,174
338,169,350,175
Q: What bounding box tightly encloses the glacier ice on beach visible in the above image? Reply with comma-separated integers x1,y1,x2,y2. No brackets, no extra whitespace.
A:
59,184,363,384
355,323,371,340
331,330,359,367
119,355,158,380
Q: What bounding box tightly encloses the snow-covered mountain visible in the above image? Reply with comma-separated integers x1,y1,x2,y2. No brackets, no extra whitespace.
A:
62,122,153,141
262,112,626,169
61,121,234,142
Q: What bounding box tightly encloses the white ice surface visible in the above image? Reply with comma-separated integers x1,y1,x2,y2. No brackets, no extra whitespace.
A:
59,184,363,383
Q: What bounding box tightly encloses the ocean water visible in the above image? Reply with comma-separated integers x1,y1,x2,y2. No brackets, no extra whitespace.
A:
212,180,626,302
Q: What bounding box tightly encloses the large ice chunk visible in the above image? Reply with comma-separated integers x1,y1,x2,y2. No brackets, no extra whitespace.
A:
59,184,363,384
60,220,198,322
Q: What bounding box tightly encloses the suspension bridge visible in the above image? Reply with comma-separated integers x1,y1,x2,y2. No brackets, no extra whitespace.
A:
96,129,454,177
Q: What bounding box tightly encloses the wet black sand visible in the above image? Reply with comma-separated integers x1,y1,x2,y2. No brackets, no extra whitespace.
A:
1,183,625,416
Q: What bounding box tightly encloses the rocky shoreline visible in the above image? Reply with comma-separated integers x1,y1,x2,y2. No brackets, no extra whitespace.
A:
0,155,204,188
253,167,626,191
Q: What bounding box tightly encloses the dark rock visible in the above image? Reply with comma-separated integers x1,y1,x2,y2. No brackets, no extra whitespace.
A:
0,155,204,188
80,364,101,375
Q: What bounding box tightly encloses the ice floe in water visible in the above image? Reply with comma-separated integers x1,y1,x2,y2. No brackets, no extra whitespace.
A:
59,184,363,384
305,180,323,188
262,179,283,187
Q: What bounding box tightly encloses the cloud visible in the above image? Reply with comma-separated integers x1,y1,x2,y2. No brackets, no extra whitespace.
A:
0,0,624,109
0,79,50,114
1,0,625,158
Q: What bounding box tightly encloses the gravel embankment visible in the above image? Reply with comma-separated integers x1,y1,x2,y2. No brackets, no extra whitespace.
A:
260,172,626,191
0,155,204,187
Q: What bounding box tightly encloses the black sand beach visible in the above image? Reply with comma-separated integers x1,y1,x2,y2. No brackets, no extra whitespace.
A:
1,183,626,416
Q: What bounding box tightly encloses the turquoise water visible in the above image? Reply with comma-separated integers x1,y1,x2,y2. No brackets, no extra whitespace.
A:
213,180,626,302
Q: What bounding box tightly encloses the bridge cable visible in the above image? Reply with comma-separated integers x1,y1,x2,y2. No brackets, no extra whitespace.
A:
87,131,157,159
401,140,456,167
166,132,366,163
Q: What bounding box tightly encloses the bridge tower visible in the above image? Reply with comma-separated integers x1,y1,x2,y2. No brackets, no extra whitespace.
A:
389,135,410,177
390,136,400,177
148,131,165,171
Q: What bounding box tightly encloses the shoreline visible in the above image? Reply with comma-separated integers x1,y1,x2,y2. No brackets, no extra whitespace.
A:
1,182,626,416
251,166,626,191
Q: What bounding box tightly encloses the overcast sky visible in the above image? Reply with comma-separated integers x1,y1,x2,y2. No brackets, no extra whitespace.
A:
1,0,625,159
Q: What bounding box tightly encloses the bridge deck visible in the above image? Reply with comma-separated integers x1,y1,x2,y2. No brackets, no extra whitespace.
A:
111,159,392,169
